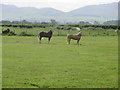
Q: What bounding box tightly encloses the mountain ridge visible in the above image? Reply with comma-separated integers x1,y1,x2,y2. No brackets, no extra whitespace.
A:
1,2,118,22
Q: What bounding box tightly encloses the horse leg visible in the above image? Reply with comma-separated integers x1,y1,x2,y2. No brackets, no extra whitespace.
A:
48,37,51,44
67,38,71,44
77,39,80,45
38,36,42,44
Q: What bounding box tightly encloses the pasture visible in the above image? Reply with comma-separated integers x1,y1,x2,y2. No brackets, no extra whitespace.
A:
2,26,117,36
2,35,118,88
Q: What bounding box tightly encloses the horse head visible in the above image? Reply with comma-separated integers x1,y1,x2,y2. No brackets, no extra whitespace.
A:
77,31,82,36
49,30,54,32
49,30,54,34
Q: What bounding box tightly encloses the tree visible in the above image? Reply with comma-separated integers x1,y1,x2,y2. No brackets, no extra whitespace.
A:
94,21,100,25
0,20,11,24
21,20,31,24
50,19,58,26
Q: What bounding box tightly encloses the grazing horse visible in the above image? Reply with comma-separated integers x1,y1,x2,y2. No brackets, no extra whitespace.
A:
38,30,53,44
67,31,82,45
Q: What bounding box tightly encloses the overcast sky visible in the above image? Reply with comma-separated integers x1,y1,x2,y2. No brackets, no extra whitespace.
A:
1,0,119,12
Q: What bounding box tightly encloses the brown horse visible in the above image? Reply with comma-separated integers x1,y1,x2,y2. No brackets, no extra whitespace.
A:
67,31,82,45
38,30,53,44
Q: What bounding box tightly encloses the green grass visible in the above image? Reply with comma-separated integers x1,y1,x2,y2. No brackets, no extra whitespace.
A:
2,36,118,88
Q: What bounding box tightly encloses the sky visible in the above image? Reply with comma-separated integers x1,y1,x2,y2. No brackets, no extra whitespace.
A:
1,0,119,12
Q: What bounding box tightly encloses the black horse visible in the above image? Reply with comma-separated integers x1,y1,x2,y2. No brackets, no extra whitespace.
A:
38,30,53,44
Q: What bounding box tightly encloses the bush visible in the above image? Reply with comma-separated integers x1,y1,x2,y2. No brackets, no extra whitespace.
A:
19,32,34,36
7,31,16,36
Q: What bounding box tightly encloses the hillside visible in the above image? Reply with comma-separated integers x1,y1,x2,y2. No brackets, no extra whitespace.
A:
1,2,118,23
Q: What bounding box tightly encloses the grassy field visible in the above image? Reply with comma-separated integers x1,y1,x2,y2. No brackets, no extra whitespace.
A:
2,26,117,36
2,35,118,88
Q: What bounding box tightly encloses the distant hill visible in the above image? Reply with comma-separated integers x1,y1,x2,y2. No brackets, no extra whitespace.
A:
103,20,118,25
68,2,118,18
1,2,118,23
1,4,64,18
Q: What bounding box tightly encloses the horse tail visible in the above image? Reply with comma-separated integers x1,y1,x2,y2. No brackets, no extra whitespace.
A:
67,34,69,37
38,34,44,40
67,34,70,40
67,34,70,44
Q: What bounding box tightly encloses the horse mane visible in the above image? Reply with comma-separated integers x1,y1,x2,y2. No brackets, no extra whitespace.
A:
49,30,53,34
76,31,82,36
67,34,70,36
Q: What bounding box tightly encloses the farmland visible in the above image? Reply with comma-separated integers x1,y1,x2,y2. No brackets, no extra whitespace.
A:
2,26,118,88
